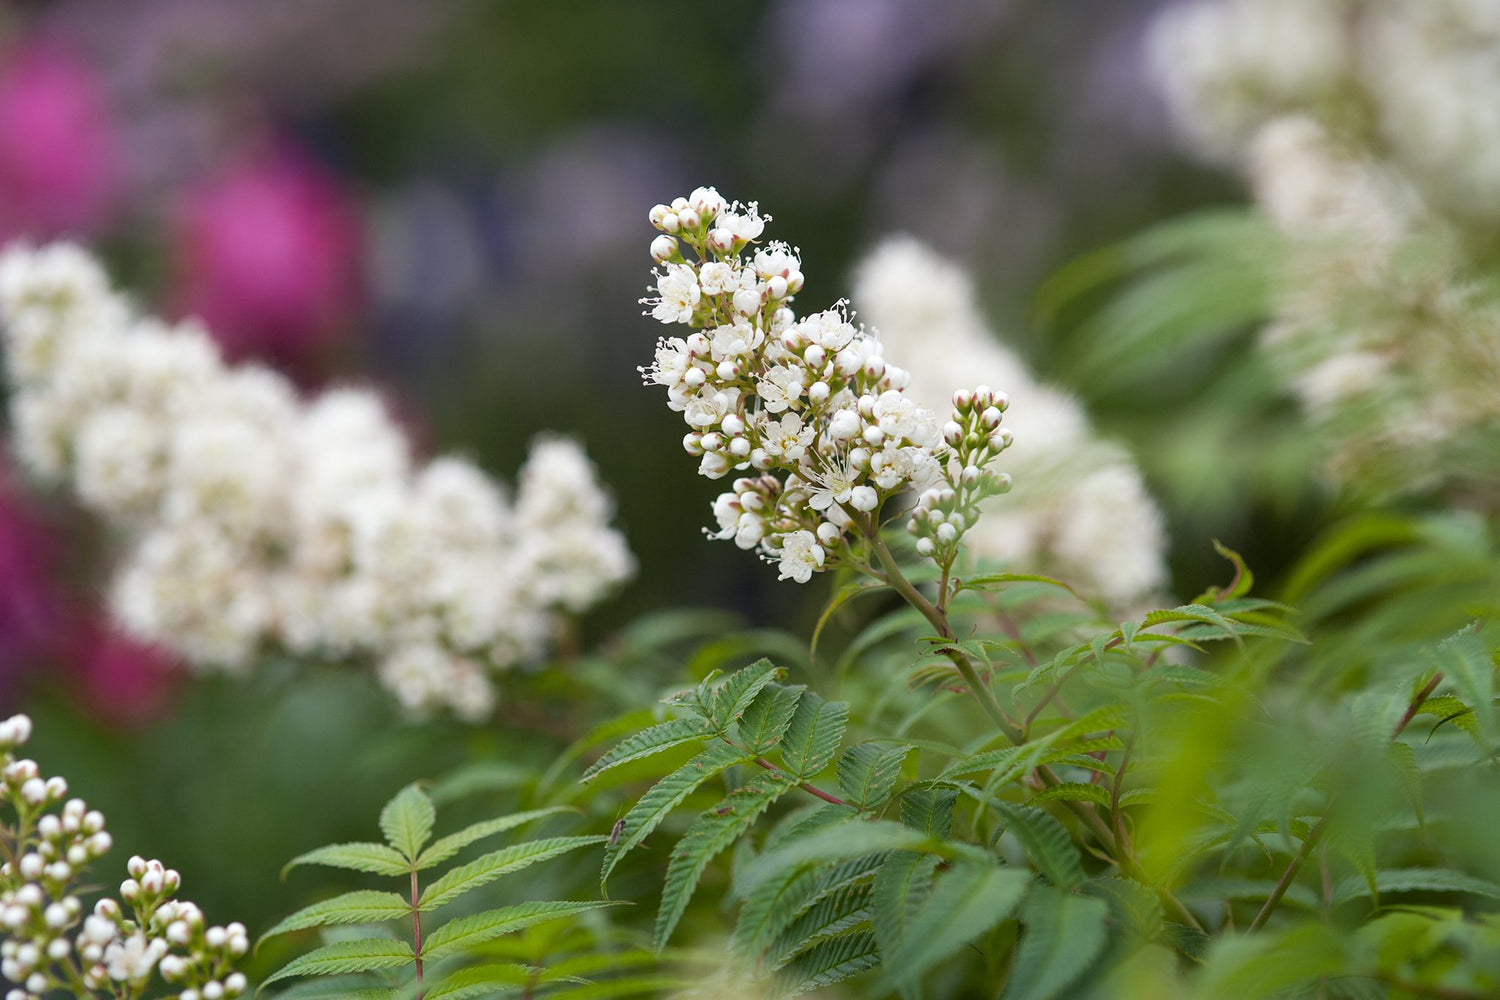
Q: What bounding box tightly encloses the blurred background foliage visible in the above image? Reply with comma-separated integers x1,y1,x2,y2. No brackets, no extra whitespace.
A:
0,0,1477,983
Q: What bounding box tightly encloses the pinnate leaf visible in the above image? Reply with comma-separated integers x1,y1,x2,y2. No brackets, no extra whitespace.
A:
779,692,849,779
258,891,411,947
419,836,606,911
421,900,618,961
380,783,436,860
262,938,414,988
282,843,410,879
581,718,712,782
417,807,574,870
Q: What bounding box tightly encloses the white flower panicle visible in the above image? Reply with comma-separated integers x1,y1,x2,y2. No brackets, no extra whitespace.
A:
0,714,249,1000
852,237,1169,610
0,243,635,719
640,187,1012,583
1149,0,1500,495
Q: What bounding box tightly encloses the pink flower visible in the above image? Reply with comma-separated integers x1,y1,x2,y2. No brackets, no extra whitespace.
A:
0,460,66,698
75,628,179,727
0,41,120,241
170,143,364,364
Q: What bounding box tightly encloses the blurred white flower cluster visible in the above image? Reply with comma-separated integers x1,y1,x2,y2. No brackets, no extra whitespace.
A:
1150,0,1500,496
0,714,248,1000
853,237,1169,612
641,187,1011,584
0,243,634,720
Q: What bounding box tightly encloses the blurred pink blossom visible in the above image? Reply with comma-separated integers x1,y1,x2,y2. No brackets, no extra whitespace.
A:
74,628,179,727
170,144,364,364
0,460,67,701
0,41,120,242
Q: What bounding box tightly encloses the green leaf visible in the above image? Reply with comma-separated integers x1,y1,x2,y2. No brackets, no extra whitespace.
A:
282,843,411,879
836,744,909,811
418,836,606,911
380,784,436,861
735,866,826,961
1435,628,1496,743
258,891,412,947
421,900,617,961
737,684,805,755
416,807,574,870
900,788,957,838
994,803,1084,890
870,851,940,980
1001,885,1110,1000
763,859,883,970
708,660,785,732
775,930,881,998
261,938,415,988
879,863,1030,991
581,718,713,782
1028,782,1112,809
740,818,965,894
778,692,849,779
423,964,534,1000
602,742,750,887
655,770,797,950
263,979,397,1000
1330,868,1500,906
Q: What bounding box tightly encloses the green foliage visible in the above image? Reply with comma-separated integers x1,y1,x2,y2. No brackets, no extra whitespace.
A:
264,784,613,998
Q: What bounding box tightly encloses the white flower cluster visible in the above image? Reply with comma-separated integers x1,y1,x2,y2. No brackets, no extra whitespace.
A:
0,714,248,1000
1149,0,1500,220
0,243,635,719
853,237,1169,611
640,187,1011,583
1149,0,1500,495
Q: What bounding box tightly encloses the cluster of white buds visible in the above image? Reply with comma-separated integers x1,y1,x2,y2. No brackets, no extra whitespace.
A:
910,387,1013,561
641,186,1010,583
0,243,635,719
0,715,248,999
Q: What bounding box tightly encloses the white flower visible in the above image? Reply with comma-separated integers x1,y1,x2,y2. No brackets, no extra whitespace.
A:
756,365,805,413
759,412,816,463
698,262,737,295
708,320,762,362
775,530,825,583
104,933,168,984
651,263,702,324
794,309,856,353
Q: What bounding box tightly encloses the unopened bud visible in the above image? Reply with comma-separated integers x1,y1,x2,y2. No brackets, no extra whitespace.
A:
650,234,679,262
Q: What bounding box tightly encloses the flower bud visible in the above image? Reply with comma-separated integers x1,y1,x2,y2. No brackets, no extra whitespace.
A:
915,538,935,557
650,234,678,262
660,212,681,233
649,204,671,228
850,486,878,512
961,465,981,487
682,367,706,389
943,421,963,446
981,406,1001,428
685,332,710,355
767,275,788,299
689,186,725,218
803,344,826,369
715,360,738,380
732,286,760,315
993,427,1014,450
862,356,886,380
708,228,736,255
807,381,830,404
729,437,751,458
781,330,805,352
700,431,724,452
828,410,861,441
677,208,701,231
993,472,1013,494
816,521,840,545
786,271,805,294
862,425,885,447
936,523,957,544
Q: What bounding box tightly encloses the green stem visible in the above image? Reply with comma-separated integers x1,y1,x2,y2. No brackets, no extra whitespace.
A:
411,868,424,999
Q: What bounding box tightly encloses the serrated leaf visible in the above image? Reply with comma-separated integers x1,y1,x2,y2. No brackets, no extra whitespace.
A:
581,718,713,782
263,979,397,1000
736,866,825,960
422,963,534,1000
737,684,805,755
900,788,957,838
416,806,575,870
708,660,785,732
779,693,849,779
1330,868,1500,907
766,882,874,971
418,836,606,911
1028,781,1112,809
870,850,940,987
836,744,908,810
421,900,617,961
282,843,411,879
1001,885,1109,1000
262,938,415,988
655,771,797,950
1435,628,1496,743
880,863,1030,991
258,891,411,947
602,742,750,886
994,802,1084,890
379,784,436,861
740,819,956,895
775,930,881,998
